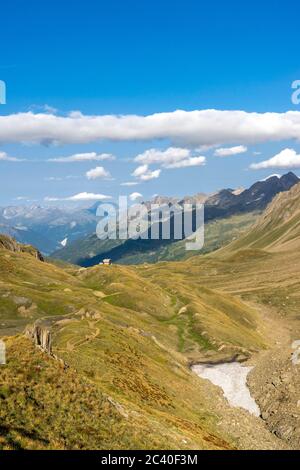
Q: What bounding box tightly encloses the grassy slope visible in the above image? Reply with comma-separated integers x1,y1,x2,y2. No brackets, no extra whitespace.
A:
0,237,281,450
2,335,244,451
0,245,265,357
221,183,300,254
136,184,300,338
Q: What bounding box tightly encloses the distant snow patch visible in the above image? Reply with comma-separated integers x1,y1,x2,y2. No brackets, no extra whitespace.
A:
60,237,68,247
260,174,281,181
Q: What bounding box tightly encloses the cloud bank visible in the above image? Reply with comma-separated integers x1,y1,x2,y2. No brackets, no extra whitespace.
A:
1,109,300,147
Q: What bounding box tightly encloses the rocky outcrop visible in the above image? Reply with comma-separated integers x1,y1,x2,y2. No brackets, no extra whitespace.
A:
24,322,69,370
25,323,52,354
32,249,44,262
0,234,44,261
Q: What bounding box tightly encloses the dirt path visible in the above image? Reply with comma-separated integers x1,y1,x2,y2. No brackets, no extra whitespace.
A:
65,321,101,352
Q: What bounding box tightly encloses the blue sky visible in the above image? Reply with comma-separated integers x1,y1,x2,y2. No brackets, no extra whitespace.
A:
1,0,300,205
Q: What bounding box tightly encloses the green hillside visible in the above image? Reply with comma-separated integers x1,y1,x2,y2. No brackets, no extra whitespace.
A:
221,182,300,253
3,181,300,449
0,233,284,450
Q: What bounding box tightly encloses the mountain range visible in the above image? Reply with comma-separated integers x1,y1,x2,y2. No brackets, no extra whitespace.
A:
52,172,299,266
0,204,99,255
0,172,297,263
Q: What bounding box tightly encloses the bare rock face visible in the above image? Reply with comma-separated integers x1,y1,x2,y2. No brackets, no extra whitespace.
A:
24,323,69,370
25,323,52,355
33,250,44,262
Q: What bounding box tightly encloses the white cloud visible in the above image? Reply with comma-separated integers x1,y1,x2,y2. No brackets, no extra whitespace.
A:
0,151,23,162
120,181,139,186
43,105,58,114
48,152,115,163
164,156,206,168
140,169,161,181
44,176,63,181
2,109,300,147
134,146,205,169
44,175,80,181
132,164,161,181
250,148,300,170
214,145,247,157
45,192,111,202
65,175,80,180
30,104,58,114
86,166,111,180
132,164,148,178
140,170,161,181
129,192,143,201
135,147,191,165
